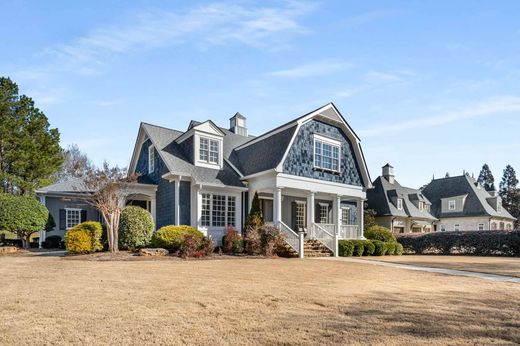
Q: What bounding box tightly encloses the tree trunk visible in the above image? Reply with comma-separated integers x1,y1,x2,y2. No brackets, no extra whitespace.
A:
22,235,30,249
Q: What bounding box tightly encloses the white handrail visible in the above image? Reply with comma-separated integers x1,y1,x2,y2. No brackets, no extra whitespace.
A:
338,225,359,239
312,222,335,253
279,221,301,255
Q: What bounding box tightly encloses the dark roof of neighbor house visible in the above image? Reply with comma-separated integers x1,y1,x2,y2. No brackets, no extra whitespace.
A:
367,176,437,221
421,174,516,220
36,177,91,194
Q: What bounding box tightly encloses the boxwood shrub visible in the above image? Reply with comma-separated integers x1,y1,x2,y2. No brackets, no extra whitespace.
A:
372,240,387,256
118,206,154,250
338,240,355,257
385,242,396,255
151,225,203,251
395,243,404,256
364,225,396,242
352,240,364,257
65,222,103,254
363,240,375,256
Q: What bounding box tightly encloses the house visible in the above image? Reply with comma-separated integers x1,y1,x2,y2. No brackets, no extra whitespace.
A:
367,164,437,233
126,103,372,256
421,174,517,231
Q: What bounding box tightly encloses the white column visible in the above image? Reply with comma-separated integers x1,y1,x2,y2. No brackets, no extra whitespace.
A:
174,179,180,226
38,230,45,248
273,187,282,227
248,189,254,214
333,195,342,233
306,191,315,235
150,198,157,230
357,199,364,239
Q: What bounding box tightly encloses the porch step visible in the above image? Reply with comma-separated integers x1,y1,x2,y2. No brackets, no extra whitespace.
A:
303,240,333,257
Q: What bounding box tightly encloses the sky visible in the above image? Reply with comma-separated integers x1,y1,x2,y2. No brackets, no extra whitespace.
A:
2,0,520,188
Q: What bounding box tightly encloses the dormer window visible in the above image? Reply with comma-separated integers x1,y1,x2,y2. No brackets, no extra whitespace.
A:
148,145,155,173
497,201,502,213
314,134,340,172
448,200,456,211
397,198,403,210
418,202,423,211
199,137,219,164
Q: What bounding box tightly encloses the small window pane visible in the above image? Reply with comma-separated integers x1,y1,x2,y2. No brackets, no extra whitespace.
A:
200,138,209,162
212,195,226,227
201,194,211,227
66,210,81,229
227,196,236,227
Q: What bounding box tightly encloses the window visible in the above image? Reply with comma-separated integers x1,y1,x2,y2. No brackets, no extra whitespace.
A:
341,207,351,225
260,199,273,222
454,224,460,231
319,203,329,224
295,202,306,229
397,198,403,210
491,222,497,230
497,201,503,213
478,223,484,231
199,137,219,164
418,202,423,211
66,209,81,229
440,224,446,232
314,136,340,172
448,200,456,211
200,193,236,228
499,222,505,230
148,145,155,173
425,204,430,212
506,224,512,230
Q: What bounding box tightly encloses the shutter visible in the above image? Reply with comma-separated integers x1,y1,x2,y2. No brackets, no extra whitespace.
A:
59,209,66,230
291,201,297,231
315,203,321,223
81,210,87,223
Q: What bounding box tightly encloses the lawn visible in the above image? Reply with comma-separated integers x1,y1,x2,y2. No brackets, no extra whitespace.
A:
1,253,519,345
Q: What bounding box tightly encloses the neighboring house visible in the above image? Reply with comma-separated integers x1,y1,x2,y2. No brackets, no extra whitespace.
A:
421,174,517,231
367,164,437,233
126,103,372,256
35,177,157,247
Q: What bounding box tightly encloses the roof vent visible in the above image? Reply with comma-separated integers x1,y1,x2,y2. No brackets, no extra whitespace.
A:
229,112,247,136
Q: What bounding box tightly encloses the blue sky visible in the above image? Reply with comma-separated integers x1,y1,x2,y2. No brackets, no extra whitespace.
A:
2,0,520,187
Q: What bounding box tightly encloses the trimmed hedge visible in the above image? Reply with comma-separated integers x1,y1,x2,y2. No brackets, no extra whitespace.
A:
118,206,154,250
338,239,401,257
65,222,103,254
338,240,355,257
372,240,387,256
398,231,520,256
364,225,396,242
352,240,364,257
363,240,375,256
151,225,203,251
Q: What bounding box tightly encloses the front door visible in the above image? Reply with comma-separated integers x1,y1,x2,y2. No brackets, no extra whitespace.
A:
291,201,306,232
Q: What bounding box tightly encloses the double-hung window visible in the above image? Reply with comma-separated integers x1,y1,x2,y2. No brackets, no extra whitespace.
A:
448,200,456,211
341,207,351,225
148,145,155,173
314,135,340,172
397,198,403,210
66,209,81,229
319,203,329,224
200,193,236,227
199,137,219,164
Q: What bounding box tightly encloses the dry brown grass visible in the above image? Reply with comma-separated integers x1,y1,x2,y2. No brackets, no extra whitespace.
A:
1,253,519,345
365,255,520,278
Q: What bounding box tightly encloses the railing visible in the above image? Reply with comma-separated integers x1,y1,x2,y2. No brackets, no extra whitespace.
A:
316,223,335,236
312,223,335,253
338,225,359,239
279,221,301,256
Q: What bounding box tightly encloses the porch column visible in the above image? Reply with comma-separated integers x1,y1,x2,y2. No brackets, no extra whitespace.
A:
273,187,282,227
150,198,157,229
306,191,315,235
174,179,180,226
357,198,364,239
38,230,46,249
333,195,341,257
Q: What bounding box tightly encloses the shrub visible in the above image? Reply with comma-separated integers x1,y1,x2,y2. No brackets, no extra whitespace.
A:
338,240,354,257
245,228,262,255
179,234,201,258
200,236,215,257
118,206,154,250
385,242,396,255
151,225,203,251
372,240,387,256
351,240,364,257
363,240,375,256
65,221,103,254
259,225,285,257
42,235,62,249
395,243,404,256
398,230,520,256
222,226,244,254
364,225,396,243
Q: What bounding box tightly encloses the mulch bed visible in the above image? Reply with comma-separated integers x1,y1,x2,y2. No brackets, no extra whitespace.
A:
62,251,276,262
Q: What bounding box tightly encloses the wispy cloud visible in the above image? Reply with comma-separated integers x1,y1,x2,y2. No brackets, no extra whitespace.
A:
20,2,315,77
334,70,413,98
359,96,520,137
268,60,353,78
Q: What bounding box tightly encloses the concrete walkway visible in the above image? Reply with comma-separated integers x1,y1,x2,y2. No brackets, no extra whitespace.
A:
318,257,520,283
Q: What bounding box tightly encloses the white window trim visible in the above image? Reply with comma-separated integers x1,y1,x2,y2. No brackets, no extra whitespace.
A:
418,202,423,211
448,200,456,211
341,206,351,225
497,201,503,213
65,208,82,230
148,145,155,173
454,224,460,231
397,198,403,210
478,223,485,231
195,133,223,169
318,203,329,224
313,134,341,173
200,193,237,228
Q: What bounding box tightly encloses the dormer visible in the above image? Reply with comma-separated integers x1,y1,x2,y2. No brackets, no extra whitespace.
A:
176,120,225,169
441,194,468,213
486,195,503,212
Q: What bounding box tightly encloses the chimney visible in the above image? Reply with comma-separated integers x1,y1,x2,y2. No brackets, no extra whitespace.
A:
229,112,247,136
382,163,395,184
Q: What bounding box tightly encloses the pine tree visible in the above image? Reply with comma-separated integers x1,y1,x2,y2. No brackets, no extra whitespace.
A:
499,165,520,220
0,77,63,194
477,164,496,192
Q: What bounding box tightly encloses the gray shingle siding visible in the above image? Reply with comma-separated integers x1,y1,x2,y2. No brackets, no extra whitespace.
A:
178,136,194,164
282,120,363,186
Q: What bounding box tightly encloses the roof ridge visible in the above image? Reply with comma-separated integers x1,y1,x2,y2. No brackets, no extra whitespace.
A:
142,121,184,134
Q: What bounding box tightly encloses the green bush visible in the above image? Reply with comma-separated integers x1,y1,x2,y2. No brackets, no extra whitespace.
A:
65,221,103,254
222,226,243,254
364,225,396,243
151,225,203,251
42,235,61,249
363,240,375,256
395,243,404,256
352,240,364,257
385,242,396,255
338,240,355,257
118,206,155,250
372,240,387,256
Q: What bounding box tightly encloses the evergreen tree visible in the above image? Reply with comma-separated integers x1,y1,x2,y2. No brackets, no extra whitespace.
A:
244,192,263,231
499,165,520,220
0,77,62,194
477,164,496,192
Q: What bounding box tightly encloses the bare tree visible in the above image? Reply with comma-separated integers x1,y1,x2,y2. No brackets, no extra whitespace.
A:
55,144,93,182
84,162,137,252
